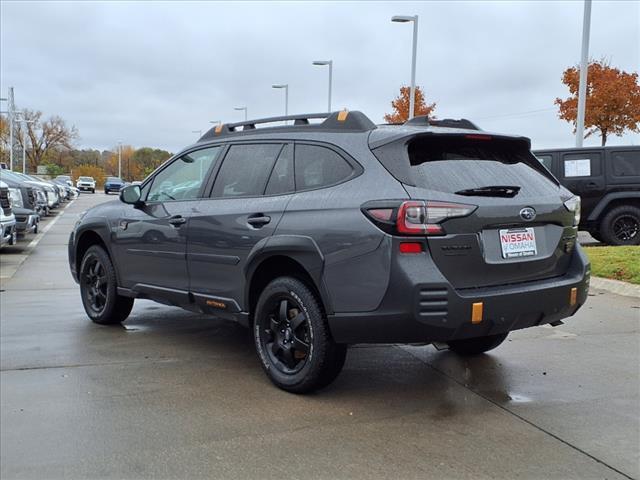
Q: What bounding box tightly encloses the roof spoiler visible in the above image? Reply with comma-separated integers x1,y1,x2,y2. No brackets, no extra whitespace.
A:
199,110,376,141
404,116,481,131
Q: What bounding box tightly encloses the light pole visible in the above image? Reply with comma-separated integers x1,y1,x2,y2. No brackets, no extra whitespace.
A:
576,0,592,147
21,116,35,174
312,60,332,112
272,84,289,120
117,141,122,179
391,15,419,119
234,106,248,121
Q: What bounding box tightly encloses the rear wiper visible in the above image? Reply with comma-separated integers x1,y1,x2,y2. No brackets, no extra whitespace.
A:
455,185,521,198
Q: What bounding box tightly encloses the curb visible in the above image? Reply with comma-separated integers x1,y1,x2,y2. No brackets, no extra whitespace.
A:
589,276,640,299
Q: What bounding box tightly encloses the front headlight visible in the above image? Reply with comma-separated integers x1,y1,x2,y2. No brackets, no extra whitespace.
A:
564,196,581,227
8,188,23,208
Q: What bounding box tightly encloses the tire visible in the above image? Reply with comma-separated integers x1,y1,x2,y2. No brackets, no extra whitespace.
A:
253,276,347,393
79,245,134,325
447,333,508,356
588,230,603,243
91,189,95,194
599,205,640,246
104,190,109,195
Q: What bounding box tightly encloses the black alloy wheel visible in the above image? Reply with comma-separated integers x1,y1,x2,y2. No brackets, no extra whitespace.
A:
612,214,639,242
261,295,311,375
82,253,108,314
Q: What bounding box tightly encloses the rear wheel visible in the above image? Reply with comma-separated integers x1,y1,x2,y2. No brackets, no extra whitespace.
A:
600,205,640,245
253,276,347,393
447,333,508,355
80,245,133,325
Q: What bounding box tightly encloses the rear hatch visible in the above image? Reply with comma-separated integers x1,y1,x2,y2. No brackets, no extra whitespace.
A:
372,132,578,289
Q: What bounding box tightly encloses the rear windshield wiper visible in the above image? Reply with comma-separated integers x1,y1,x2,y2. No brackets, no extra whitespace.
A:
455,185,521,198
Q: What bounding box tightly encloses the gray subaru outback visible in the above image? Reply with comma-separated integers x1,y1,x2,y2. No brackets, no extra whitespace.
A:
68,111,590,393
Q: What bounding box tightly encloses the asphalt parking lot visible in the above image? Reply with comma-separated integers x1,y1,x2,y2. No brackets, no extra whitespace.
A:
1,193,638,480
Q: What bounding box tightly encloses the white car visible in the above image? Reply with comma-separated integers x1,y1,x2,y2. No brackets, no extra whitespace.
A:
76,176,96,193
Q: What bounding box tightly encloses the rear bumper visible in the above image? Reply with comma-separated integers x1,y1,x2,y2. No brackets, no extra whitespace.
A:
328,243,590,344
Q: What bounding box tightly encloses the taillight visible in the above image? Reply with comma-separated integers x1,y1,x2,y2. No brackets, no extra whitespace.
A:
362,200,477,236
397,200,476,235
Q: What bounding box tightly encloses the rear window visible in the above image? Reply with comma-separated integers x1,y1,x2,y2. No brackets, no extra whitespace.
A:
405,136,559,197
295,144,353,190
610,150,640,177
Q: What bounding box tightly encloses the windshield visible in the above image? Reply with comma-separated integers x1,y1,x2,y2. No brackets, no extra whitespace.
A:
107,177,122,182
79,177,94,181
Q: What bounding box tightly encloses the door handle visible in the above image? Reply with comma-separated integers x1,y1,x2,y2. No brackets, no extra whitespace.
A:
168,215,187,227
247,214,271,227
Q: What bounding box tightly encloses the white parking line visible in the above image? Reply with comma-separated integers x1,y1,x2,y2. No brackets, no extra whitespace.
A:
25,200,75,250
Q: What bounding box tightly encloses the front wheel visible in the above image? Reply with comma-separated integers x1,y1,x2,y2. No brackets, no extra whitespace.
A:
79,245,134,325
447,333,508,356
253,277,347,393
91,188,96,194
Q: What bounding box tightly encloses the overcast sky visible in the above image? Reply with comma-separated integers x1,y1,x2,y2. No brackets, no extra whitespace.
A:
1,0,638,152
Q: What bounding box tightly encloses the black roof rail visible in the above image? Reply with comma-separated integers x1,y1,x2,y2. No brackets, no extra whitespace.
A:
403,115,481,131
199,110,376,141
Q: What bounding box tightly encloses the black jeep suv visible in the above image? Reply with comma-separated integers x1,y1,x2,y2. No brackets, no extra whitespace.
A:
533,146,640,245
69,111,590,393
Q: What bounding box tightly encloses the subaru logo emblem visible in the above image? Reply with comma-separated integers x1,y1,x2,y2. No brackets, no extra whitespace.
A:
520,207,536,221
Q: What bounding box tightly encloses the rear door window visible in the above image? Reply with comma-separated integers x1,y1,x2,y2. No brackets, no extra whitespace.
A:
295,144,353,191
211,143,282,197
265,144,294,195
405,135,559,198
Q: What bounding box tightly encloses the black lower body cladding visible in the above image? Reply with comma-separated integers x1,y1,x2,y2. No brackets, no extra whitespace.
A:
327,240,590,344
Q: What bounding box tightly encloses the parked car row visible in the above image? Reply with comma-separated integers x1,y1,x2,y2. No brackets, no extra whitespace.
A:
0,170,78,248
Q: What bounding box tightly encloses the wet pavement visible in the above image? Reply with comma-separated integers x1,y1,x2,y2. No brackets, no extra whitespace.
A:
1,193,638,479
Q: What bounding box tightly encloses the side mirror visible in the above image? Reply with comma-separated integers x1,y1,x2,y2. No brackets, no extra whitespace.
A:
120,184,142,206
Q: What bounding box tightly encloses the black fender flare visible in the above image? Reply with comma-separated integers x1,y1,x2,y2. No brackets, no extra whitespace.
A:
243,235,333,314
74,217,121,283
587,192,640,222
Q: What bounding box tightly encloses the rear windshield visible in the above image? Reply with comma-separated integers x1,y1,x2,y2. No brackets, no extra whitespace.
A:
405,135,559,197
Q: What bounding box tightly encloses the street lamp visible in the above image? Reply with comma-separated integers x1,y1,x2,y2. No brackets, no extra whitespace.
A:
21,116,35,174
391,14,419,119
312,60,333,112
272,84,289,124
209,120,221,126
117,141,123,179
234,106,248,121
192,130,203,138
576,0,592,147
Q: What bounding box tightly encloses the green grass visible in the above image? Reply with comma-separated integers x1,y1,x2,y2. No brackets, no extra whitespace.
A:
583,246,640,285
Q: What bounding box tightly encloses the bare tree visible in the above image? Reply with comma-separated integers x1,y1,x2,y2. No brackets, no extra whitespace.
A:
14,109,78,171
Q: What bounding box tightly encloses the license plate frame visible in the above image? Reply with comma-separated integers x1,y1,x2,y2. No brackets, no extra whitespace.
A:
499,227,537,259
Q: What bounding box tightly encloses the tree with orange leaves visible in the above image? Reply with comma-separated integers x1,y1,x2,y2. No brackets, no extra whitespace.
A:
555,60,640,146
384,86,436,124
